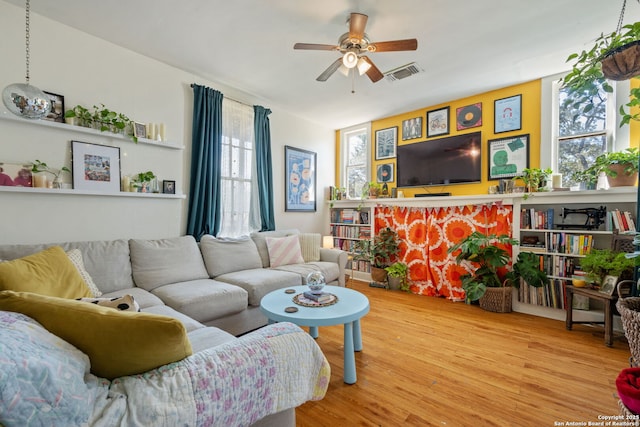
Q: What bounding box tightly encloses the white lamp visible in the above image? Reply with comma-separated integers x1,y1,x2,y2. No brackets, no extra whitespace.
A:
357,57,371,75
322,236,334,249
342,51,358,68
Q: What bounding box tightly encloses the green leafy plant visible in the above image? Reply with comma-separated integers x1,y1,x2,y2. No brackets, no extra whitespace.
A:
131,171,156,191
31,160,70,183
587,147,639,178
370,227,399,269
570,168,598,190
362,181,382,199
448,231,549,303
580,248,636,284
561,22,640,126
512,167,553,193
385,262,409,291
64,105,92,127
92,104,131,134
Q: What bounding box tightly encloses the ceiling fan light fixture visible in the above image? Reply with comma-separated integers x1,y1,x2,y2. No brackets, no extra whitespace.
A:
357,57,371,75
342,51,358,68
338,64,350,77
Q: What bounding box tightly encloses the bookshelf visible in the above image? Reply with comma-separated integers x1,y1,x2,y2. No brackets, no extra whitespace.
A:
329,205,373,281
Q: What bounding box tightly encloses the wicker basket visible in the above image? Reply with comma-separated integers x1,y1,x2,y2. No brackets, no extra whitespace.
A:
616,298,640,366
619,398,636,417
479,286,513,313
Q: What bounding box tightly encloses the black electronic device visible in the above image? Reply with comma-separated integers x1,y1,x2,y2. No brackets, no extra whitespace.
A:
396,131,482,187
415,193,452,197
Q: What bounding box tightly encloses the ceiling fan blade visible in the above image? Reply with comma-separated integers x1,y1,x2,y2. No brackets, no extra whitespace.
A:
294,43,339,51
316,58,343,82
369,39,418,52
348,13,368,40
361,56,384,83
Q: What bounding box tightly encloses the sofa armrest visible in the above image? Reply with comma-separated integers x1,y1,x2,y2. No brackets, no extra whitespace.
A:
95,323,330,426
320,248,348,286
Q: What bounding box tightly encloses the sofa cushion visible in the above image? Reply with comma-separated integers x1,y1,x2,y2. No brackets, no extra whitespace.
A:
215,268,302,306
251,229,300,268
142,304,207,333
0,290,192,380
151,279,248,323
299,233,321,262
0,310,94,426
200,235,263,277
66,249,102,297
129,236,209,292
266,235,305,268
100,287,165,309
187,326,237,353
0,246,92,299
274,261,340,285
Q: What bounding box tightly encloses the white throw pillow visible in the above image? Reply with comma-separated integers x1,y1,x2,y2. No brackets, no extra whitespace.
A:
298,233,321,262
66,249,102,297
76,294,140,312
266,235,305,268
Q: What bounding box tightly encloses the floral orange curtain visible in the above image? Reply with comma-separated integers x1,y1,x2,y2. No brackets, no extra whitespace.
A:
374,203,513,301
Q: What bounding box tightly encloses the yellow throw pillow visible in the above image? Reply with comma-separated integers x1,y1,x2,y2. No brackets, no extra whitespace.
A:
0,291,193,380
0,246,92,299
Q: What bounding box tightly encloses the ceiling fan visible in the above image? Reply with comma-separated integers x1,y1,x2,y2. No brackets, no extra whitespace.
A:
294,12,418,83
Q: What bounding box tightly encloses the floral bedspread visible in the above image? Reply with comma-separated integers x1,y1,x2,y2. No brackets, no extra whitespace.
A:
0,311,330,427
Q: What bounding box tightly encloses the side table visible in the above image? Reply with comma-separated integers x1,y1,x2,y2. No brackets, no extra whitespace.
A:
565,285,617,347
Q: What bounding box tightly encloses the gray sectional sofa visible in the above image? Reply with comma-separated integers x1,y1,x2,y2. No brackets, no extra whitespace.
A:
0,229,347,427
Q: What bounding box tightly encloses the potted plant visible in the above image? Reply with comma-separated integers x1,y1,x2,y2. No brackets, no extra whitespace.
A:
561,21,640,126
586,147,639,187
580,248,636,285
64,104,93,127
31,160,70,189
131,171,156,193
366,227,400,283
363,181,382,199
570,168,598,190
385,262,409,291
448,231,549,312
512,167,552,193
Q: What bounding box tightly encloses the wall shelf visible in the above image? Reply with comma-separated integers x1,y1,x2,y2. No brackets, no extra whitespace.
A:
0,112,184,150
0,185,185,199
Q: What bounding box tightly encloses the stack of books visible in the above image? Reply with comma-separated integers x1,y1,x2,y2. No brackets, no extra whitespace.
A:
303,291,332,303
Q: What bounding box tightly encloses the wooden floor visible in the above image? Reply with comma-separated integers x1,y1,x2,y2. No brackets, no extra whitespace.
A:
296,280,632,427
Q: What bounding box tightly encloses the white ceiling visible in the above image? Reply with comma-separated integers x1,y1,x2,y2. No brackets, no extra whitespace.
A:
8,0,640,129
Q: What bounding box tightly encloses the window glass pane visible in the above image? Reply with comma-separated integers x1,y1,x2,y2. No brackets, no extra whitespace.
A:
558,135,606,187
346,166,367,199
347,133,367,166
558,86,607,137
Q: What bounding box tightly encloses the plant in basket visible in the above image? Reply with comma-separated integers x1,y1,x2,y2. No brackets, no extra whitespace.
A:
356,227,399,284
448,231,549,312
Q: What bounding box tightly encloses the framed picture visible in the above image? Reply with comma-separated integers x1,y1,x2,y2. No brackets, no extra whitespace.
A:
71,140,121,193
43,91,64,123
488,134,530,180
494,94,522,133
285,145,316,212
600,275,618,296
375,127,397,160
133,122,147,139
456,103,482,130
402,117,422,141
162,180,176,194
376,163,394,183
0,162,32,187
426,106,450,137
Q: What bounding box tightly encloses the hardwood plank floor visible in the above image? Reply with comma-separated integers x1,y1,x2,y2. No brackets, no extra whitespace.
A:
296,281,632,426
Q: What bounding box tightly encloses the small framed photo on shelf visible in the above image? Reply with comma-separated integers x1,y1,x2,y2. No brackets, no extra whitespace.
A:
71,140,121,193
488,134,530,180
402,117,422,140
375,126,397,160
494,94,522,133
426,106,450,137
133,122,147,139
0,162,32,187
162,180,176,194
599,275,618,296
43,91,65,123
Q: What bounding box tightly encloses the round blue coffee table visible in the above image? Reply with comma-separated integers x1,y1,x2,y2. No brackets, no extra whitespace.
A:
260,285,370,384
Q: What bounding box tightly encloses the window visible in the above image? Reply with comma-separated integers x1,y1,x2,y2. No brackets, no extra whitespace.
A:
218,99,260,237
340,123,371,199
546,74,629,188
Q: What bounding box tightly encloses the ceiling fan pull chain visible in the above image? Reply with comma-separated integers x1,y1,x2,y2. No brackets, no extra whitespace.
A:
351,67,356,94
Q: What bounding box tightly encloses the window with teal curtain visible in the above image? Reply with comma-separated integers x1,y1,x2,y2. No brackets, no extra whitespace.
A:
186,84,223,240
254,106,275,231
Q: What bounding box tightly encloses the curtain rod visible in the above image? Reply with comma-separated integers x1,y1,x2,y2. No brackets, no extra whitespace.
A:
190,83,254,108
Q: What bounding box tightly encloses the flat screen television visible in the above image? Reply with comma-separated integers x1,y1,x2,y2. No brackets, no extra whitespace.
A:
396,131,482,187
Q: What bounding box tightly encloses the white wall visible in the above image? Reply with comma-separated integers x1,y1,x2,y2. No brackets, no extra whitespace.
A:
0,1,334,244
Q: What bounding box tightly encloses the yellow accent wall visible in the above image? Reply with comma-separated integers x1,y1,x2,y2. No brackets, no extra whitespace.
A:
371,79,541,197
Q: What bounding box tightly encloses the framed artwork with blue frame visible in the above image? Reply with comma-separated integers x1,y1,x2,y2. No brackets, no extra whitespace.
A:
285,145,316,212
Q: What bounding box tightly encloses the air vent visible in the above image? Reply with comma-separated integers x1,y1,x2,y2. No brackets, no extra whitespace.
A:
384,62,424,82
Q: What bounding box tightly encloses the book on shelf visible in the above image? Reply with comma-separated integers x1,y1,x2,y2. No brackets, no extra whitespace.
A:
611,209,636,232
303,291,332,303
